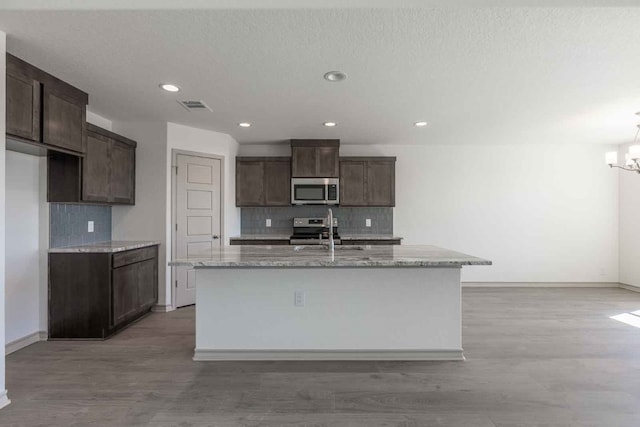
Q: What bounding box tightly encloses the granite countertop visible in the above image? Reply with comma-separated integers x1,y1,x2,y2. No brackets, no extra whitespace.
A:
230,234,403,241
49,241,161,254
169,245,491,268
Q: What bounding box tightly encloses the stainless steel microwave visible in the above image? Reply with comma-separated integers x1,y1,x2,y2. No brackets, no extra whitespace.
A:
291,178,339,205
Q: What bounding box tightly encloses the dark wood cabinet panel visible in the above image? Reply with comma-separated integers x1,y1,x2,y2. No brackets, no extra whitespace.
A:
49,245,158,340
291,145,317,177
110,139,135,204
291,140,340,178
43,86,86,153
137,258,158,311
49,124,136,205
112,264,139,326
339,157,396,207
342,239,401,246
82,134,110,202
340,160,367,206
237,157,292,207
264,158,291,206
6,73,40,141
367,160,396,206
7,54,88,153
317,146,340,177
48,253,110,339
236,159,265,206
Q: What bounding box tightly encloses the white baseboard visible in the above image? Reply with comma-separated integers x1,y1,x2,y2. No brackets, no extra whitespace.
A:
462,282,619,288
6,331,47,355
619,283,640,293
193,348,465,361
152,304,175,313
0,390,10,410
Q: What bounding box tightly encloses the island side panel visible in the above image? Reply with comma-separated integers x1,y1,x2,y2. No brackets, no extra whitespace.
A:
194,267,463,361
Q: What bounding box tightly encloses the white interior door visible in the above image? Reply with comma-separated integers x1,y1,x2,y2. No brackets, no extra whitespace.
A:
175,153,222,308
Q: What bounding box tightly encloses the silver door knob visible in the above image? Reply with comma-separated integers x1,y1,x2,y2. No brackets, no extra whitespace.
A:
212,235,220,240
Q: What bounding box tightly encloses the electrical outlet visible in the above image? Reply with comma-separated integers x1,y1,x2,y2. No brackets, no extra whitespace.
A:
294,290,305,307
266,218,272,227
88,221,94,233
365,218,372,227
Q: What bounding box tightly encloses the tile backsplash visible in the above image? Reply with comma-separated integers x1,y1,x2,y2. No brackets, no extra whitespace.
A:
241,207,393,235
50,204,112,248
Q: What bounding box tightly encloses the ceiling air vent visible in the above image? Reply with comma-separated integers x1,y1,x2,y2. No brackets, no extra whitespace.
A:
178,100,213,112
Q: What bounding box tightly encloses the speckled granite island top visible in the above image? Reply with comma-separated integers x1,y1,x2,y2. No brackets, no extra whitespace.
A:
170,245,491,268
229,234,403,241
49,241,161,254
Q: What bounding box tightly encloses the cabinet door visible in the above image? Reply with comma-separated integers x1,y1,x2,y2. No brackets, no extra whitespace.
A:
110,140,135,204
43,84,86,153
6,73,40,141
340,161,367,206
137,258,157,311
112,264,139,326
367,161,396,206
291,146,317,177
317,146,339,177
236,160,265,206
82,134,111,203
264,158,291,206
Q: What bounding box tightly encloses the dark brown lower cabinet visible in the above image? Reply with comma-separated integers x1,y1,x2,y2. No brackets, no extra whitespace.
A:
49,245,158,339
342,239,401,245
230,238,290,245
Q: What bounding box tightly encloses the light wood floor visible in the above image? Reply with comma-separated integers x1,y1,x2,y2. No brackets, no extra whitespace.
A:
1,287,640,426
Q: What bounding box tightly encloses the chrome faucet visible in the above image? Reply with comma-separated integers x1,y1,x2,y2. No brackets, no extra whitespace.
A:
326,208,335,253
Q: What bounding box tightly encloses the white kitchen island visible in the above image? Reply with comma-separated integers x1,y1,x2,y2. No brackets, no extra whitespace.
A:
170,245,491,361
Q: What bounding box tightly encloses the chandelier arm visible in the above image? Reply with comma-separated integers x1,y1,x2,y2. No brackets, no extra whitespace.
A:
610,165,639,173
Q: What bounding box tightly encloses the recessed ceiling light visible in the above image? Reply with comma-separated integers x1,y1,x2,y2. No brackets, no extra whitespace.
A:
324,71,347,82
238,122,251,128
159,83,180,92
414,121,428,127
323,122,337,127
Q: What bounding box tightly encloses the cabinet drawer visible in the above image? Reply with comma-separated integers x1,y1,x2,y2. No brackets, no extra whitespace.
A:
113,246,157,268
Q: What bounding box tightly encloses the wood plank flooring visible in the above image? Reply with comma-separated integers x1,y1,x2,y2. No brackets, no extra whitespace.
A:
1,287,640,426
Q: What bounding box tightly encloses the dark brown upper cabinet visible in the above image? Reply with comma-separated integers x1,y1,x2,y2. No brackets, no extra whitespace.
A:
340,157,396,207
43,83,87,153
6,68,40,141
48,124,136,205
236,157,291,207
109,137,136,204
6,53,88,154
291,139,339,178
83,132,111,203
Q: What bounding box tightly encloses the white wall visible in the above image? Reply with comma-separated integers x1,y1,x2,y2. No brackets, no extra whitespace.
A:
0,29,9,408
111,122,169,305
5,152,43,344
617,143,640,287
111,121,240,309
86,110,113,131
240,143,619,283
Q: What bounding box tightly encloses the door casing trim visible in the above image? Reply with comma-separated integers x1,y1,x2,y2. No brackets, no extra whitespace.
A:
170,149,225,309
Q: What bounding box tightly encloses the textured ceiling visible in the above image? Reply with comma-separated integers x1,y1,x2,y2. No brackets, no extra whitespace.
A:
1,7,640,145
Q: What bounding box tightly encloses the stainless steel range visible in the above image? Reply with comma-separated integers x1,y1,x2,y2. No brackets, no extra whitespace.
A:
290,217,341,245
